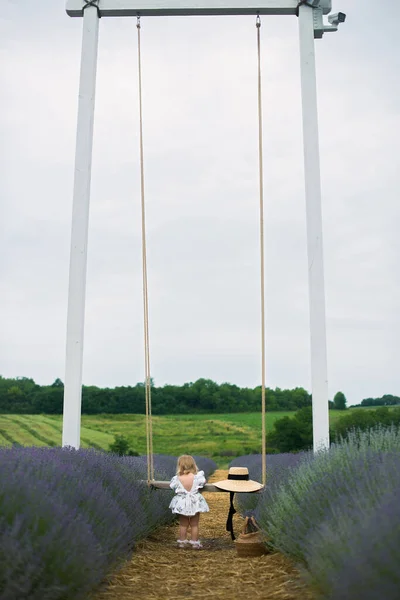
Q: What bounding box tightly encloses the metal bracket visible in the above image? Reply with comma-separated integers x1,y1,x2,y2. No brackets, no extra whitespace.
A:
313,7,325,38
316,0,332,11
312,4,345,38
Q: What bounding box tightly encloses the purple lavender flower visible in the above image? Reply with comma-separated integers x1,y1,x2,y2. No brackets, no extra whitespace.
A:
230,452,310,515
304,452,400,600
0,447,217,600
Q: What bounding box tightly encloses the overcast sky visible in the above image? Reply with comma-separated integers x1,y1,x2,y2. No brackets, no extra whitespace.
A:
1,0,399,406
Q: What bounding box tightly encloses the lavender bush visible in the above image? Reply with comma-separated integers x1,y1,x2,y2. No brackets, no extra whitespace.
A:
0,447,216,600
229,452,309,514
254,426,400,558
248,427,400,599
305,452,400,600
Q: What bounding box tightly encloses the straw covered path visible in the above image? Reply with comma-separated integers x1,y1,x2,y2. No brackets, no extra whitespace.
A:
91,470,314,600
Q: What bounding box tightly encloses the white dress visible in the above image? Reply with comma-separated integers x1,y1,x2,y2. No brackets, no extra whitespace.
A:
169,470,210,516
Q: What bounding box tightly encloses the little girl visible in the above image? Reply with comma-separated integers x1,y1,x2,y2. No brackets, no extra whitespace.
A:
169,455,209,549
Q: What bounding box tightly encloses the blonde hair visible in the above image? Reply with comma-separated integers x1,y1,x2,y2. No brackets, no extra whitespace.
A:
176,455,198,476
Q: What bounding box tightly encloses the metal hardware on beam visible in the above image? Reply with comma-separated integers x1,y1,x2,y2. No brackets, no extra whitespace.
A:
313,7,325,38
66,0,333,18
312,7,346,39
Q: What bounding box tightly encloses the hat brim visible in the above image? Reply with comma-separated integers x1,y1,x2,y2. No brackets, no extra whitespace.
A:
213,479,264,493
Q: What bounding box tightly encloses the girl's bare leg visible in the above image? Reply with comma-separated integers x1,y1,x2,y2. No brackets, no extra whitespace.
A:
179,515,190,541
189,513,200,542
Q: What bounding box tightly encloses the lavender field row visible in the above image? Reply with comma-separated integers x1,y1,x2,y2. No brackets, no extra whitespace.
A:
0,448,216,600
233,426,400,600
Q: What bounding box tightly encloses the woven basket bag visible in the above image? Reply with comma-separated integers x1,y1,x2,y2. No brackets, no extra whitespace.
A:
234,516,269,557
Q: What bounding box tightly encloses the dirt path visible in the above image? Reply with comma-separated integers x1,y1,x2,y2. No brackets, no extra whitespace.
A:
92,470,314,600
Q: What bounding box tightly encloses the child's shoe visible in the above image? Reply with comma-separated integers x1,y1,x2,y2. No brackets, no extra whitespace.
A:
177,539,188,549
189,540,203,549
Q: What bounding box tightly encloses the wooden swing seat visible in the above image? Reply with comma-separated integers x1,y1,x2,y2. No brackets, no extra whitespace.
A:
149,481,263,493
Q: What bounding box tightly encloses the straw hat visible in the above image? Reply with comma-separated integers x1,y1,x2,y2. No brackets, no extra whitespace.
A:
214,467,263,493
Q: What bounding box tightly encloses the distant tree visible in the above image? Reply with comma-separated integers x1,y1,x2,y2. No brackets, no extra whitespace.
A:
51,378,64,388
32,387,63,414
268,417,304,453
333,407,400,441
333,391,347,410
7,386,23,399
268,407,313,453
6,386,31,414
109,434,139,456
361,395,400,407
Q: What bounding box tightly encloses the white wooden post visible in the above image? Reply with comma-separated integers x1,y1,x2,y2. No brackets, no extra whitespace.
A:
62,5,100,449
298,4,330,451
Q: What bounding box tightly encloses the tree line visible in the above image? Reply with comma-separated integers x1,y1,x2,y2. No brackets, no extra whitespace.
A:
1,374,394,416
268,405,400,453
0,375,314,414
357,395,400,407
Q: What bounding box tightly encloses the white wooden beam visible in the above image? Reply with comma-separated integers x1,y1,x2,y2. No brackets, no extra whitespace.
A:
66,0,333,18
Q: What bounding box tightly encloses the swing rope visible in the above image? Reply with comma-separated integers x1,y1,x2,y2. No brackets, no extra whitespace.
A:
137,16,154,483
136,16,267,487
256,15,267,487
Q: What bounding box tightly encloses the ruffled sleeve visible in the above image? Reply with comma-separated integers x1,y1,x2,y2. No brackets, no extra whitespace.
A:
169,475,179,490
195,470,206,488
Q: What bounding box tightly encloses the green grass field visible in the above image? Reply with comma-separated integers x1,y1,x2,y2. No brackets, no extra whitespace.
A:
0,407,392,465
0,409,359,465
